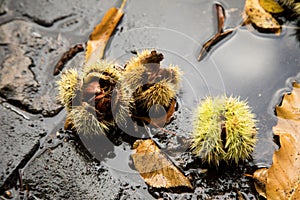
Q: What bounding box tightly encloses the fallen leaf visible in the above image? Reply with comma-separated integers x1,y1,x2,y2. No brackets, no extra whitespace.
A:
251,168,268,198
53,0,126,75
268,82,300,199
259,0,284,13
252,82,300,199
244,0,281,34
266,133,300,199
275,82,300,121
132,139,193,189
85,0,126,64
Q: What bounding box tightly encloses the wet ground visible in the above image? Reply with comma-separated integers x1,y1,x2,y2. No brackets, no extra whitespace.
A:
0,0,299,199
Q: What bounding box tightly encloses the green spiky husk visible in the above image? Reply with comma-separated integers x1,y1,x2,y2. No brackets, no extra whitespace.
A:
278,0,300,17
191,97,226,166
119,50,181,105
57,69,81,110
167,65,182,90
135,80,176,111
68,103,111,135
279,0,295,7
223,96,257,164
57,60,122,135
116,50,181,125
114,65,144,125
191,96,257,166
83,59,122,84
125,50,153,71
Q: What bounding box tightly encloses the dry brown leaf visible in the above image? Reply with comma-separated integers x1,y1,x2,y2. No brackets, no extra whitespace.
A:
244,0,281,34
132,139,193,189
275,82,300,121
85,0,126,64
259,0,284,14
267,82,300,199
249,168,268,198
53,1,126,75
253,82,300,199
266,133,300,199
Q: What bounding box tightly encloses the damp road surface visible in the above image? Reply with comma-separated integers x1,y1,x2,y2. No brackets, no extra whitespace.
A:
0,0,299,199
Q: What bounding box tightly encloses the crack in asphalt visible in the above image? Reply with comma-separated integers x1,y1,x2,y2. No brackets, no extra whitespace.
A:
0,141,40,194
22,13,76,28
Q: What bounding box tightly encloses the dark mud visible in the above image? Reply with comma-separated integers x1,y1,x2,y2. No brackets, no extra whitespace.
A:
0,0,299,199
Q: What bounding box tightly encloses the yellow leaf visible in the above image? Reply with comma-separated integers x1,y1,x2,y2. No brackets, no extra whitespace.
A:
268,82,300,199
244,0,281,34
275,82,300,121
85,0,126,64
259,0,284,13
266,133,300,199
252,82,300,199
132,139,193,189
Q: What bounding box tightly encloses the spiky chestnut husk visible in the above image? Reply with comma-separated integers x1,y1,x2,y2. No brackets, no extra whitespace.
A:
191,96,257,166
115,50,181,126
134,80,176,111
125,50,163,71
278,0,300,18
82,60,122,83
57,69,81,110
57,60,123,135
279,0,298,7
68,103,109,135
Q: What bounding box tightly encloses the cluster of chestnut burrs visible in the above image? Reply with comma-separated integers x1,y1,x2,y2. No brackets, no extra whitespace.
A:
57,50,257,166
57,50,181,136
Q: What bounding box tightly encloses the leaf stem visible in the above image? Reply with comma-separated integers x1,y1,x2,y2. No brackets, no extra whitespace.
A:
197,3,234,61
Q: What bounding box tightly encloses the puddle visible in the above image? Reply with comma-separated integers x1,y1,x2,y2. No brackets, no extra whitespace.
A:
102,28,299,170
211,26,300,166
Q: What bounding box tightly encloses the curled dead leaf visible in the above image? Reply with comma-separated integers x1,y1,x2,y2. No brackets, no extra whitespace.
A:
246,168,268,198
252,82,300,199
244,0,281,34
268,82,300,199
53,0,126,75
266,133,300,199
85,0,126,64
275,82,300,121
132,139,193,189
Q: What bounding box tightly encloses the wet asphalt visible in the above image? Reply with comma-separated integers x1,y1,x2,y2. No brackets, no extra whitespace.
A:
0,0,299,199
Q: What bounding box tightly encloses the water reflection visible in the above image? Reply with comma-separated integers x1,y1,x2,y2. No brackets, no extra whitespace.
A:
81,0,300,172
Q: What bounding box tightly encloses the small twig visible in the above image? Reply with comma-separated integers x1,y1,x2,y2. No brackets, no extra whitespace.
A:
197,3,234,61
216,3,226,33
53,43,85,76
198,29,233,61
119,0,127,11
